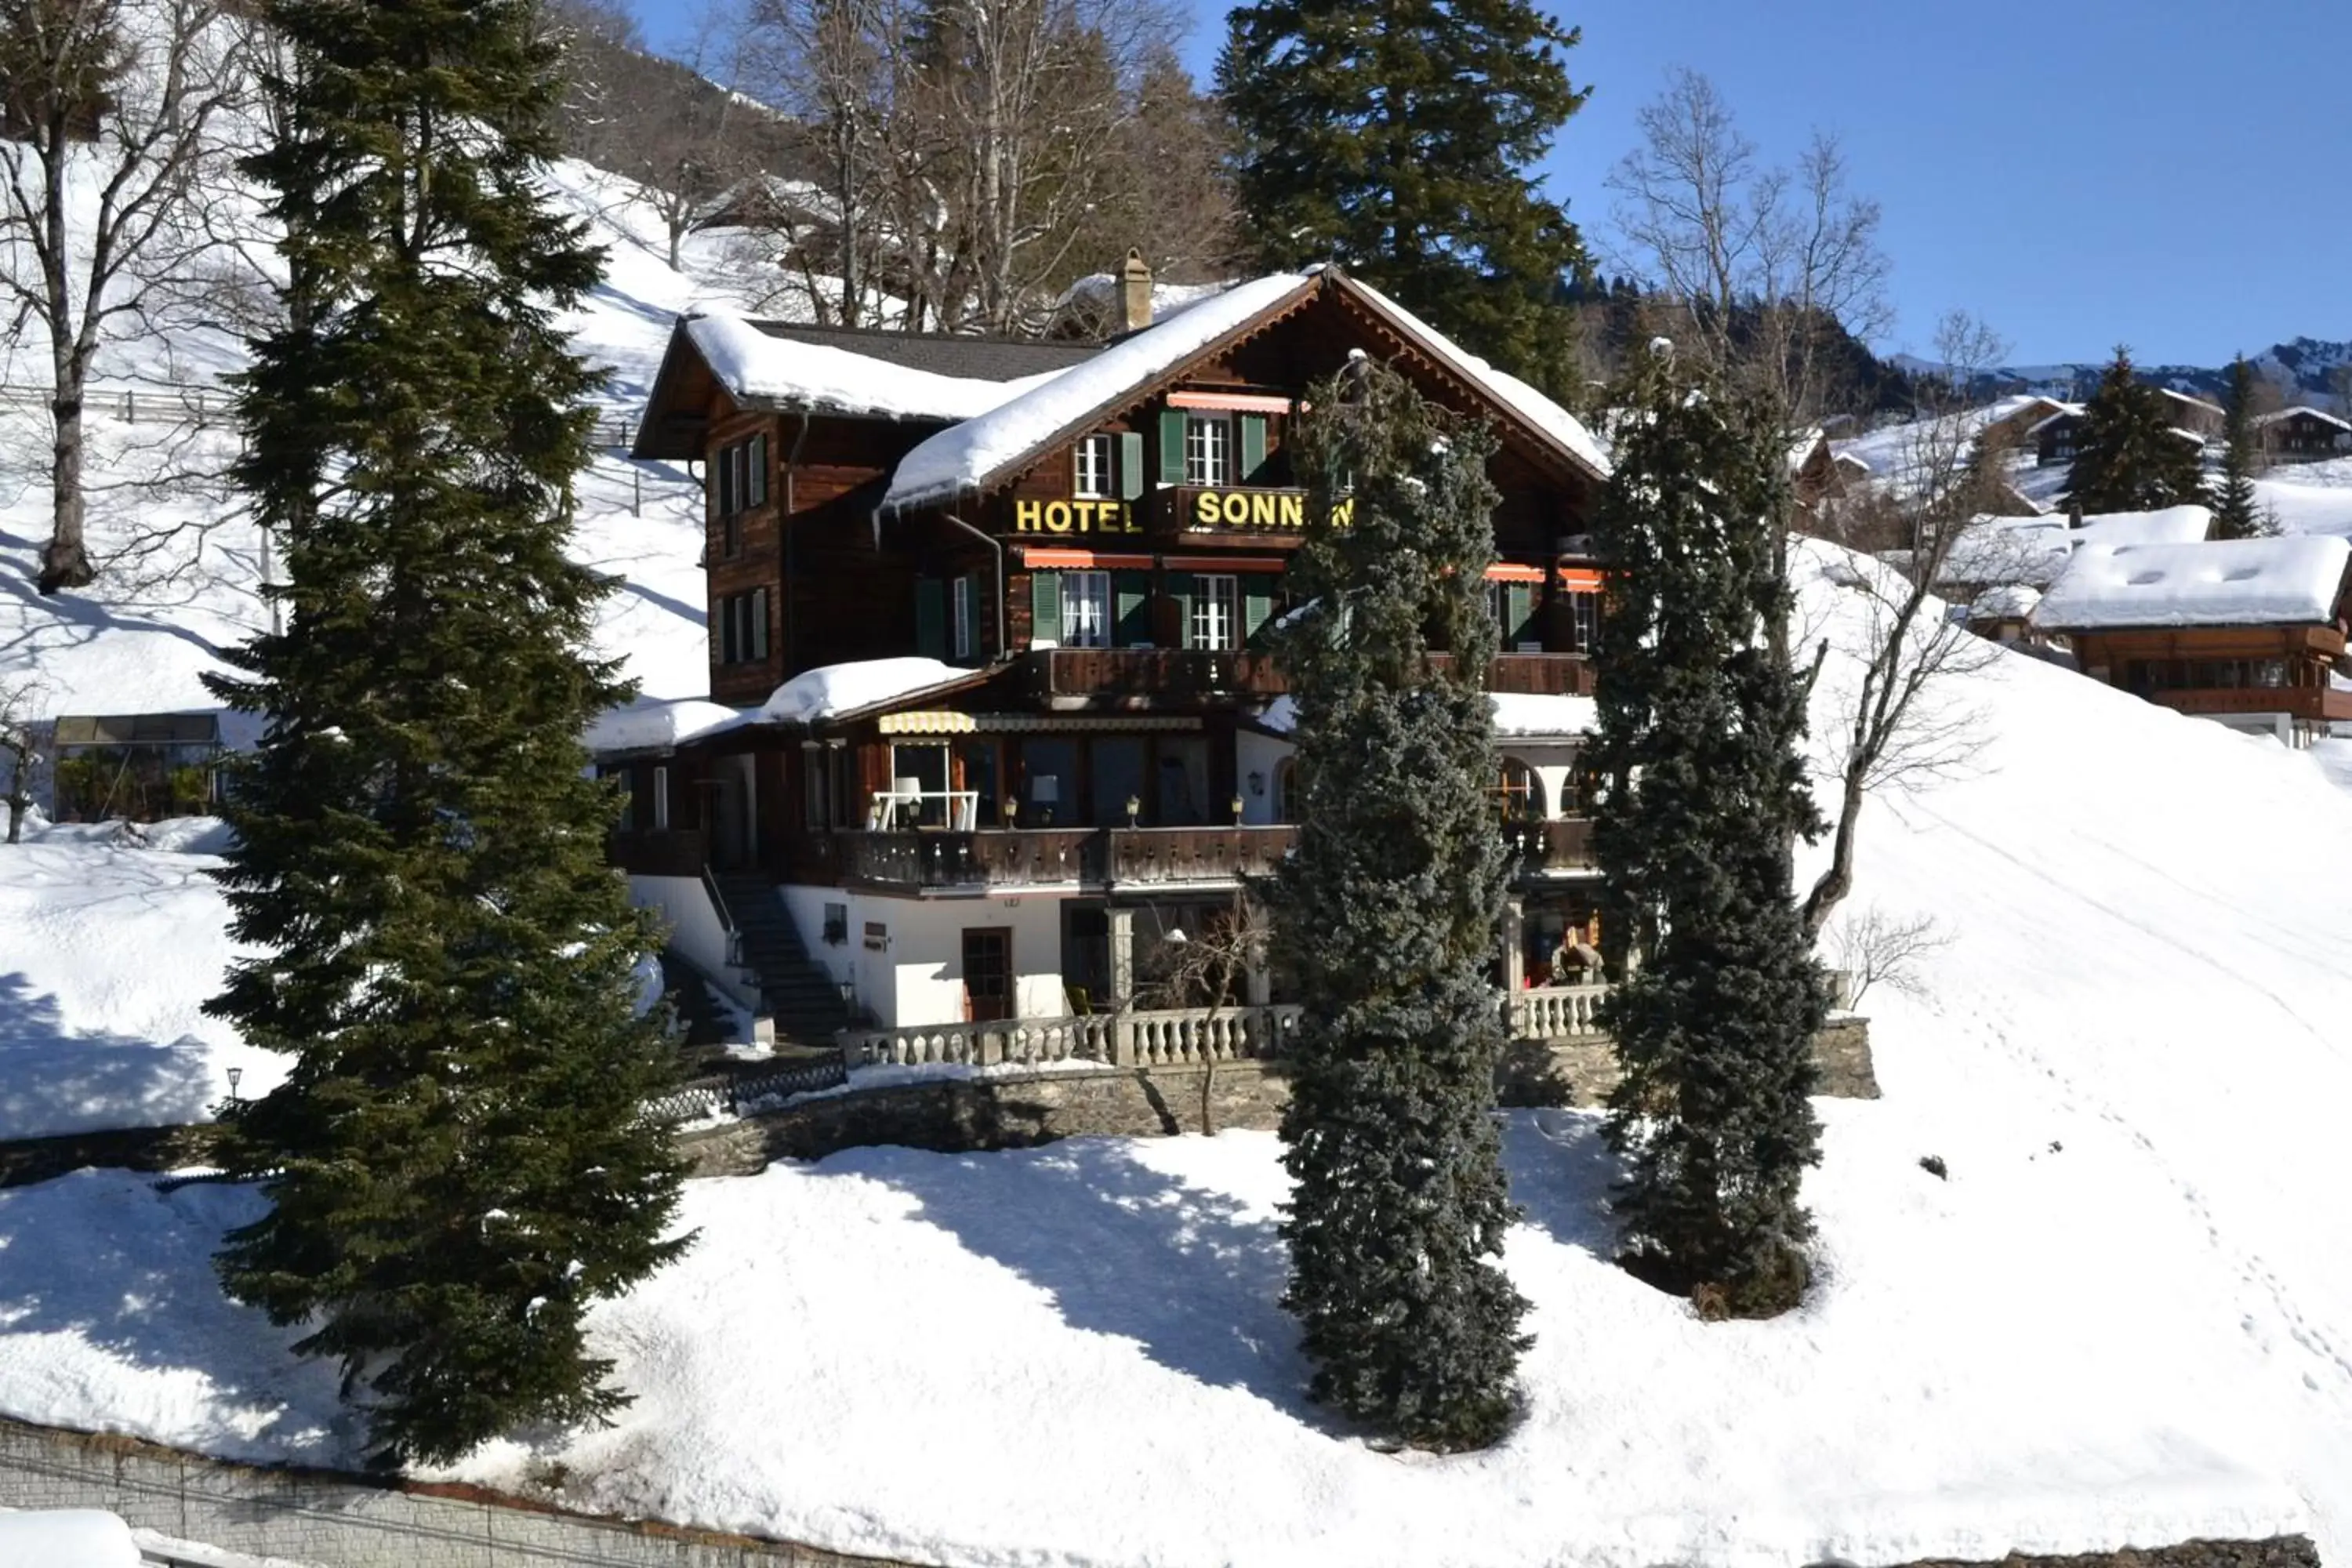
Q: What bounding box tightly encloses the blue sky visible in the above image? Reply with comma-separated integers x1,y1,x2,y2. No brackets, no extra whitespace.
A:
626,0,2350,367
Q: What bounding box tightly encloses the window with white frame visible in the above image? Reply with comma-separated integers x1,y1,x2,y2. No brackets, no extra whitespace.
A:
1565,590,1599,654
1074,434,1115,499
1190,573,1237,651
1184,416,1229,487
1061,569,1110,648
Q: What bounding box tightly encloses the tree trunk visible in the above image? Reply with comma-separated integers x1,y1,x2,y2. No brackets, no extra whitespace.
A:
38,381,93,594
1801,757,1866,938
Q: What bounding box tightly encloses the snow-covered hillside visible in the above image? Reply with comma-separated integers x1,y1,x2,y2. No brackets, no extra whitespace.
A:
2,547,2350,1567
0,159,760,720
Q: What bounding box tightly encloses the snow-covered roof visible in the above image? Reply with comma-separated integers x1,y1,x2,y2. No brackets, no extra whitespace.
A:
1346,279,1612,482
2256,406,2352,433
1786,427,1828,475
1254,691,1596,739
2074,504,2213,547
1969,583,2043,620
884,274,1319,508
1053,272,1242,329
761,657,986,725
586,697,753,756
2034,535,2352,631
683,314,1061,424
1939,515,2074,588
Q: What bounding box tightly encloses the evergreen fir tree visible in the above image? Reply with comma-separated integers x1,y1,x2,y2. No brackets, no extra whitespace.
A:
1588,340,1828,1318
2062,346,2206,517
1271,355,1530,1450
2211,354,2268,540
205,0,689,1468
1217,0,1590,394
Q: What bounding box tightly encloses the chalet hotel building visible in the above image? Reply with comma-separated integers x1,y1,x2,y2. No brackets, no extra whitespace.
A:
603,258,1613,1050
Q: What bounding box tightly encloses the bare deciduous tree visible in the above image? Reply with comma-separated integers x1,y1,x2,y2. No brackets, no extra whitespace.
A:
1827,904,1951,1011
1798,311,2015,936
0,674,46,843
1137,892,1269,1136
1606,66,1892,426
0,0,252,593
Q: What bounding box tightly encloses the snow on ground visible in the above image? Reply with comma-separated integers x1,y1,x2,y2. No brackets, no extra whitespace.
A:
0,818,275,1140
4,549,2352,1566
0,1508,141,1567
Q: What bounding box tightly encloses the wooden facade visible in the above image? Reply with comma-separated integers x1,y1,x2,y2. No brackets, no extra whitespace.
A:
611,270,1610,1028
2258,408,2352,465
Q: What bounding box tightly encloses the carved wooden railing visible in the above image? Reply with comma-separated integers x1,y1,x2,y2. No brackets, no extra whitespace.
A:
837,829,1094,891
1101,826,1296,885
1028,647,1287,699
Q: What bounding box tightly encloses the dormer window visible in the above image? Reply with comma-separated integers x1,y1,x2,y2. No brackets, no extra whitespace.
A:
1074,434,1115,499
1185,416,1230,487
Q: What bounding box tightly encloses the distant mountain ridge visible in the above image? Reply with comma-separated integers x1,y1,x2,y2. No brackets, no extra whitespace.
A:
1891,337,2352,408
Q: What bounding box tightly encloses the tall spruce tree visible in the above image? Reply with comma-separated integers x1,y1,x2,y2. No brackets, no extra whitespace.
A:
2062,346,2205,517
1217,0,1590,394
1589,340,1828,1317
1271,355,1529,1450
2211,354,2268,540
205,0,689,1468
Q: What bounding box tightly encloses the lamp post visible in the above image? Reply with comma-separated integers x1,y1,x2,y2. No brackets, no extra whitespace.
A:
1125,794,1142,829
224,1065,242,1110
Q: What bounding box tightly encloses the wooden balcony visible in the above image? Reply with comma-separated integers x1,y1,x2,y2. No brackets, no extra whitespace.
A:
1101,826,1296,886
1028,647,1287,700
1465,652,1598,696
2151,687,2352,723
1504,818,1595,877
839,829,1094,892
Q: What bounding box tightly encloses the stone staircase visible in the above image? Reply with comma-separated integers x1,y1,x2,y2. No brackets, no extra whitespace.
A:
710,873,851,1049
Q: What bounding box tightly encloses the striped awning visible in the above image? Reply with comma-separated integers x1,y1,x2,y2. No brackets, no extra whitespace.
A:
876,711,978,736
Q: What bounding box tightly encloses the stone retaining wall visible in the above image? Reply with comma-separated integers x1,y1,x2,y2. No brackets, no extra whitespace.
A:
681,1021,1879,1178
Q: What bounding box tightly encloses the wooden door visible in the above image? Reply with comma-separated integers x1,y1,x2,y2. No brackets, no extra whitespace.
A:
962,927,1013,1022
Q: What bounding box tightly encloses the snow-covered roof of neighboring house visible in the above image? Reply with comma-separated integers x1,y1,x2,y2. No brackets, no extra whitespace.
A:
2034,535,2352,631
884,274,1319,509
1969,583,2043,620
1052,272,1242,331
1832,450,1873,474
2158,387,2227,417
1938,515,2074,588
2256,406,2352,433
1786,427,1828,475
761,657,991,725
586,697,754,757
1253,691,1596,739
2027,409,2080,437
680,315,1076,425
2074,504,2213,547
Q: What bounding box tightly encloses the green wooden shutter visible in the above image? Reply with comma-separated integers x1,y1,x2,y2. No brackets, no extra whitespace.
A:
954,575,978,661
751,587,770,660
1029,569,1062,648
915,579,946,660
1239,414,1267,483
1158,408,1187,485
1113,569,1151,646
1505,583,1534,647
749,433,768,506
1242,577,1275,646
1169,572,1197,648
1119,431,1145,499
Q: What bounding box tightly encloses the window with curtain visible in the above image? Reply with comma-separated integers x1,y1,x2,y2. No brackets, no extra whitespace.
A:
1062,570,1110,648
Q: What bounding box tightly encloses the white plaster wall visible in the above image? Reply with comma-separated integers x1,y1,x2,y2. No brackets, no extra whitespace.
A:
1235,730,1294,827
1500,741,1582,822
630,874,760,1012
782,886,1075,1027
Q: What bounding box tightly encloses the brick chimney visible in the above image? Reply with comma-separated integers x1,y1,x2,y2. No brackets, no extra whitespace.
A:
1116,249,1152,334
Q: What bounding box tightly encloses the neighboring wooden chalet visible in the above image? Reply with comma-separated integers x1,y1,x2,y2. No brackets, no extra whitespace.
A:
1974,394,2073,458
612,265,1612,1046
2034,403,2212,467
1787,427,1848,513
2256,406,2352,465
2033,535,2352,746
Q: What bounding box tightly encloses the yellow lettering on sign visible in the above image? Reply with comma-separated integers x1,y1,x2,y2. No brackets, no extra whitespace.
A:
1195,491,1220,528
1044,501,1073,533
1279,493,1305,528
1250,492,1277,528
1015,500,1042,532
1333,497,1355,529
1222,492,1250,527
